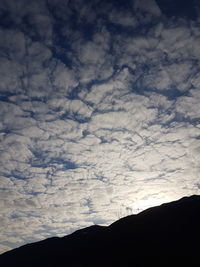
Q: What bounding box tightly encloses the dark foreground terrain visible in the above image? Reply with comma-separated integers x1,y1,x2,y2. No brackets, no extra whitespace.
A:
1,195,200,267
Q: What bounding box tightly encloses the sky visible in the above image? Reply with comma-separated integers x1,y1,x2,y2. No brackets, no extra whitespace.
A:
0,0,200,254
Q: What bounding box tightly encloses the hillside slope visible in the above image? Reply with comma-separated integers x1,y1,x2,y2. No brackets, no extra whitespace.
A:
1,195,200,267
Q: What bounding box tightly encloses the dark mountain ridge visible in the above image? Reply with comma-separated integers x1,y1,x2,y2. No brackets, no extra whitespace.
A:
1,195,200,266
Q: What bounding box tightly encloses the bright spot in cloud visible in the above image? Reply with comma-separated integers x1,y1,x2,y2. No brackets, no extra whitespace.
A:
133,197,171,213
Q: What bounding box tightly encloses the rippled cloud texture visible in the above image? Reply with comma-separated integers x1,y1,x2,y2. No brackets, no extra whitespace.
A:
0,0,200,253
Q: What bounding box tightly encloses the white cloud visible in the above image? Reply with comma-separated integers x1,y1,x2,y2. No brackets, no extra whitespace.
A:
0,244,12,254
175,90,200,119
51,63,78,93
109,10,138,27
0,58,23,93
133,0,162,17
27,13,53,43
0,29,26,60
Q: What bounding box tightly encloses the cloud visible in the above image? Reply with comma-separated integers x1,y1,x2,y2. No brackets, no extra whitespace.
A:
109,10,138,27
133,0,162,17
0,244,12,254
0,0,200,254
175,89,200,119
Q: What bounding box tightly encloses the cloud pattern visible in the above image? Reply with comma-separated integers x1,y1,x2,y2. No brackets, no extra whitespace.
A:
0,0,200,253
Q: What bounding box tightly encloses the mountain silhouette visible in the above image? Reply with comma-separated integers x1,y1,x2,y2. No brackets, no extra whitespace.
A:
1,195,200,266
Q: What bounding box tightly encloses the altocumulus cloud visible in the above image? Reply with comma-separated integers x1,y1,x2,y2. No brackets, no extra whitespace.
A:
0,0,200,253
